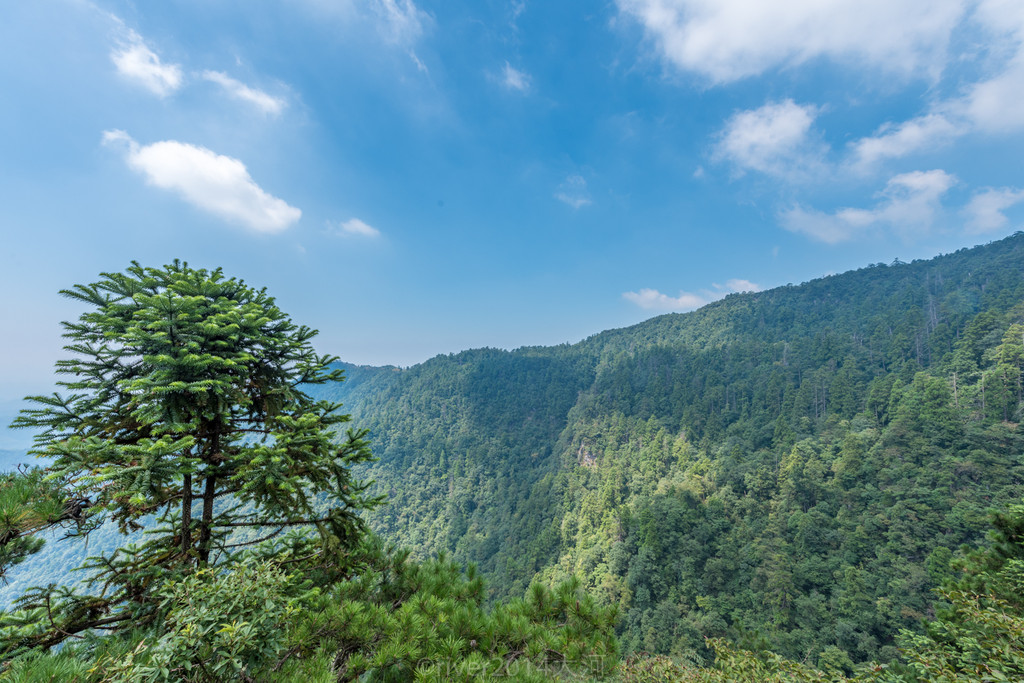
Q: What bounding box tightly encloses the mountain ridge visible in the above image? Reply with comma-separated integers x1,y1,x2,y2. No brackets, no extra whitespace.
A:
314,232,1024,665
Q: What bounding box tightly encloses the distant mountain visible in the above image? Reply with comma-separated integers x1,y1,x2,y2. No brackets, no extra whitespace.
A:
314,233,1024,667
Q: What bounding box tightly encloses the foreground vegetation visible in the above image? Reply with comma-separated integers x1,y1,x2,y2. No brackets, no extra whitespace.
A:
3,491,1023,681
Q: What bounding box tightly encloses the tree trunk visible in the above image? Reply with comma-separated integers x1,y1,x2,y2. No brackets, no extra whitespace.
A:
198,473,216,565
181,472,192,563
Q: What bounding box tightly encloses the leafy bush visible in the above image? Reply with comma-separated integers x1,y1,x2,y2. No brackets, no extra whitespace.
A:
94,560,310,682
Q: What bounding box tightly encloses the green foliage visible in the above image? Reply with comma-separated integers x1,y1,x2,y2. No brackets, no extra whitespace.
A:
861,502,1024,682
276,538,619,681
616,498,1024,683
882,590,1024,682
951,503,1024,609
616,639,843,682
0,652,93,682
617,653,691,683
94,560,308,682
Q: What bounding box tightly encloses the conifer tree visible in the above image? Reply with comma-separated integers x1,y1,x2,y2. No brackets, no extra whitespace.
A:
4,261,381,654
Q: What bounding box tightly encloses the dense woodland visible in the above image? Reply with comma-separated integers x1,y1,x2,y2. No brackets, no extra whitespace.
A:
4,236,1024,679
315,233,1024,672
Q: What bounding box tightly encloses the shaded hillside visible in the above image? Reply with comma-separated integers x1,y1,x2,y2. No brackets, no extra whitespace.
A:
317,233,1024,668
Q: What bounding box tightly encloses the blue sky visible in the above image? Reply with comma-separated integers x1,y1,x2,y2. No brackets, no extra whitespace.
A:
3,0,1024,446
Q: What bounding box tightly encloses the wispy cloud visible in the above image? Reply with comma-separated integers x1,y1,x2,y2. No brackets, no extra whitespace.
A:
781,169,956,243
295,0,430,71
374,0,427,44
102,130,301,233
615,0,965,84
623,279,762,312
111,30,183,97
201,71,286,115
714,99,825,179
501,62,531,92
963,187,1024,233
554,175,591,209
372,0,430,70
848,114,960,171
331,218,382,238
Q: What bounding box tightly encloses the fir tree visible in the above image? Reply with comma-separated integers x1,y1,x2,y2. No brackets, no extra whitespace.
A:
3,261,381,655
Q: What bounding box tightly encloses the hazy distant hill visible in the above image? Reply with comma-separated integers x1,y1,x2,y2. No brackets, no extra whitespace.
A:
315,233,1024,665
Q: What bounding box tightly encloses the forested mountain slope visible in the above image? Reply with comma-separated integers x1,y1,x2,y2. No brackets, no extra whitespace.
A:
316,233,1024,671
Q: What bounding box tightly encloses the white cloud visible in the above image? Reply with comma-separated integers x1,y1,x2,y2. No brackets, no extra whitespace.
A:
714,100,824,178
372,0,431,72
332,218,382,238
616,0,965,83
111,30,183,97
849,114,961,171
781,169,956,243
201,71,286,115
963,187,1024,233
623,279,761,311
624,288,709,310
554,175,592,209
297,0,430,71
501,62,531,91
102,130,301,233
724,278,761,293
